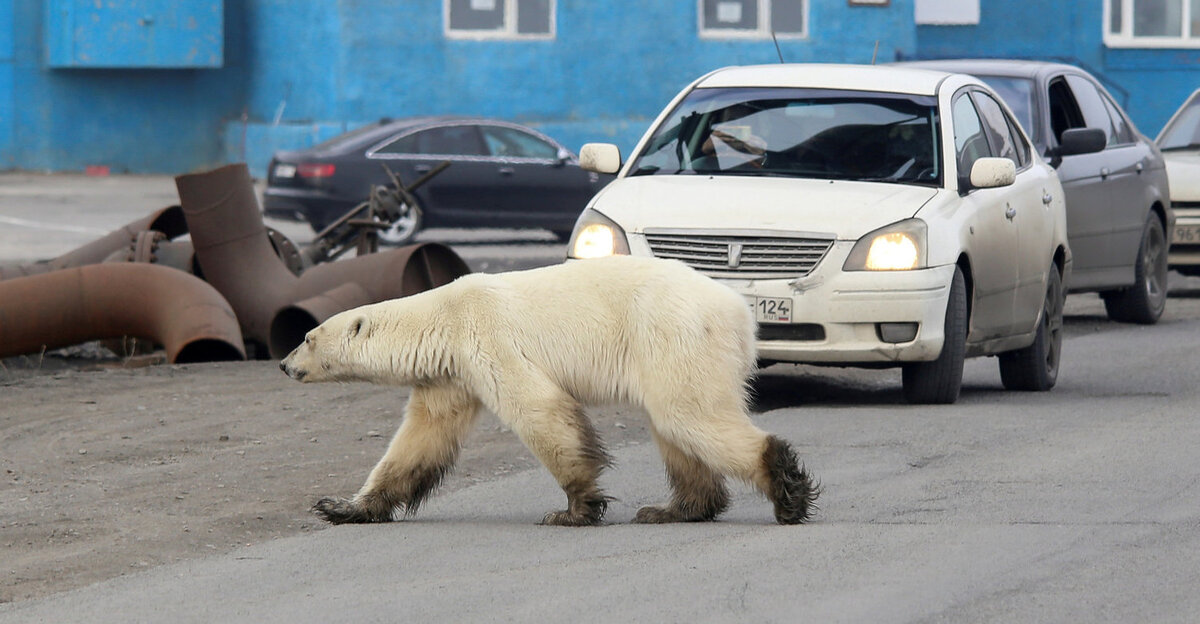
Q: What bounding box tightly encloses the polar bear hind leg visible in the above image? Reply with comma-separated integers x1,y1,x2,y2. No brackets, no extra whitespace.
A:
312,382,481,524
634,428,730,523
641,394,819,525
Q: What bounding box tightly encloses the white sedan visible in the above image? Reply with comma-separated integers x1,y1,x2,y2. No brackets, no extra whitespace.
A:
568,63,1071,404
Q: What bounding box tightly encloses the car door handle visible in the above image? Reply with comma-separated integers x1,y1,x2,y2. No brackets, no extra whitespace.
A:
1005,205,1017,220
1100,167,1111,179
414,164,432,174
1136,162,1144,174
1042,192,1053,205
497,167,515,176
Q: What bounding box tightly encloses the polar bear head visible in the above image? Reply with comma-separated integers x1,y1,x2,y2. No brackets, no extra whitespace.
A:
279,308,375,384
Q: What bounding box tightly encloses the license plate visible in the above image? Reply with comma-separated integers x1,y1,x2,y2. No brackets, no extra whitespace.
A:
273,163,297,178
1173,224,1200,244
755,297,792,323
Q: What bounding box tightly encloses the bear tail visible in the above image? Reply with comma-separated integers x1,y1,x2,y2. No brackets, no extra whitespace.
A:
762,435,821,525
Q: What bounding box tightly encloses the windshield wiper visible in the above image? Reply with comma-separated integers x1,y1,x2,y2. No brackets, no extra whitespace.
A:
628,165,661,176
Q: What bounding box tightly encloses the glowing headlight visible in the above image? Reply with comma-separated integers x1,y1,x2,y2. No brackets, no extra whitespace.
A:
567,210,631,259
864,232,920,270
843,219,927,271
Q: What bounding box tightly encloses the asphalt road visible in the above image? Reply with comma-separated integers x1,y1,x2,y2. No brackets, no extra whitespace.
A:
4,173,1200,622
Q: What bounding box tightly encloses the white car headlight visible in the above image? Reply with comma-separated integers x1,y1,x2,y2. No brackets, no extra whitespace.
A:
843,219,928,271
567,210,631,259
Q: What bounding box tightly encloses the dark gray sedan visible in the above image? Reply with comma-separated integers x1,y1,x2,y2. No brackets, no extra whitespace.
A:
901,59,1174,324
263,116,611,245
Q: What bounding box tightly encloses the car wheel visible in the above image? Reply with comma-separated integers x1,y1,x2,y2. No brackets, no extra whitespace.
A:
1102,215,1167,324
902,265,967,405
376,201,423,246
998,265,1063,392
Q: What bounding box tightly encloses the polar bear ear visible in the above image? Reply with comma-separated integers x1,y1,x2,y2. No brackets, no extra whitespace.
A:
347,315,370,339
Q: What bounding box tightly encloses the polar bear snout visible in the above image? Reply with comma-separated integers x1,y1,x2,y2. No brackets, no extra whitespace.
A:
279,353,308,382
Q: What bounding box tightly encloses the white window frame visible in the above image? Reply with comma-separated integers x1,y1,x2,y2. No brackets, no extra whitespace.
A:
1104,0,1200,48
444,0,555,41
698,0,808,40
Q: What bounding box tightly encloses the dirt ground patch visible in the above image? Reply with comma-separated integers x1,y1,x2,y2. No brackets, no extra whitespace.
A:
0,353,650,604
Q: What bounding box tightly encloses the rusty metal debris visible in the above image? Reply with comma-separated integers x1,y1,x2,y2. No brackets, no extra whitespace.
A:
0,263,244,363
0,162,470,365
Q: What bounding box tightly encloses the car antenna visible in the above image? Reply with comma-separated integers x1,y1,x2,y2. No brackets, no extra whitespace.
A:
871,40,880,64
771,29,785,63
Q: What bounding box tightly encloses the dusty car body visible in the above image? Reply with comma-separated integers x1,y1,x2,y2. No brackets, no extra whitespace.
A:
901,59,1173,324
569,63,1071,404
1156,88,1200,275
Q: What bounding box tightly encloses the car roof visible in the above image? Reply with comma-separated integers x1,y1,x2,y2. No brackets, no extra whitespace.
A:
896,58,1086,81
694,63,954,96
312,115,491,153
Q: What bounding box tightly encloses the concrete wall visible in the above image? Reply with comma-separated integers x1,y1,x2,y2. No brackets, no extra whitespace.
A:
914,1,1200,139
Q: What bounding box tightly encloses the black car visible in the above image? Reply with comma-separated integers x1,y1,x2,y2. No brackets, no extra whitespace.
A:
900,59,1174,324
263,116,611,245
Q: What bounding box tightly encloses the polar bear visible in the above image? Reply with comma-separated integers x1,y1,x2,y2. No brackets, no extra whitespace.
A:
280,255,818,525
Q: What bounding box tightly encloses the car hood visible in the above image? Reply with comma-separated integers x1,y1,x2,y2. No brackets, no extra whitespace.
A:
588,175,940,240
1163,151,1200,201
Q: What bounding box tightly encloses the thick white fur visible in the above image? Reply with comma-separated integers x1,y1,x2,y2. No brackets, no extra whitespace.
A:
283,255,782,522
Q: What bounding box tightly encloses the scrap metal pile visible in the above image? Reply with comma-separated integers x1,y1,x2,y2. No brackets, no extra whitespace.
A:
0,163,470,364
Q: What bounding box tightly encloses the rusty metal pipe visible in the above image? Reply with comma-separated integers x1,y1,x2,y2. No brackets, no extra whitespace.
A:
175,163,470,360
268,244,469,357
0,263,245,363
0,205,188,281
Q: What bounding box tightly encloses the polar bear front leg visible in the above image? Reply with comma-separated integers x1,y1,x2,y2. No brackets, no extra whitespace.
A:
313,382,481,524
494,389,613,527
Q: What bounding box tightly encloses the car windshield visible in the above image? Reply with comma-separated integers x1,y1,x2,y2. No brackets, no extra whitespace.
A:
976,76,1036,141
627,87,942,186
1158,90,1200,151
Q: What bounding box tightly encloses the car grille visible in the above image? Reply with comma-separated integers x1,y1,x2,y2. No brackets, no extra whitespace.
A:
644,231,835,279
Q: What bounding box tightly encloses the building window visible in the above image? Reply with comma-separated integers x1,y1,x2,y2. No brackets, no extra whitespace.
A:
914,0,980,25
699,0,807,39
446,0,554,39
1105,0,1200,47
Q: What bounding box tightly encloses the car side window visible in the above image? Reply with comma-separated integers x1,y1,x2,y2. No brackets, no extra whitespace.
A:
1100,93,1136,145
375,125,487,156
1047,77,1087,146
480,125,560,159
970,91,1021,168
952,92,991,183
1064,75,1118,146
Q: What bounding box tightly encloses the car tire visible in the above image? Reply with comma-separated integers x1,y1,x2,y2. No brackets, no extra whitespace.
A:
902,265,967,405
376,201,423,246
1101,215,1167,325
998,265,1063,392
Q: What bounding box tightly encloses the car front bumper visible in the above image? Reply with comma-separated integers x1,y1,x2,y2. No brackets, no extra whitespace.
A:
632,237,956,365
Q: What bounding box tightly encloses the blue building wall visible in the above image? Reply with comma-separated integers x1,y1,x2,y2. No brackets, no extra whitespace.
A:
0,0,914,176
913,1,1200,140
2,0,1195,176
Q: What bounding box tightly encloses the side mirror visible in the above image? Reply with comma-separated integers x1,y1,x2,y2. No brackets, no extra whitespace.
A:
579,143,622,174
969,157,1016,189
1057,127,1106,157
